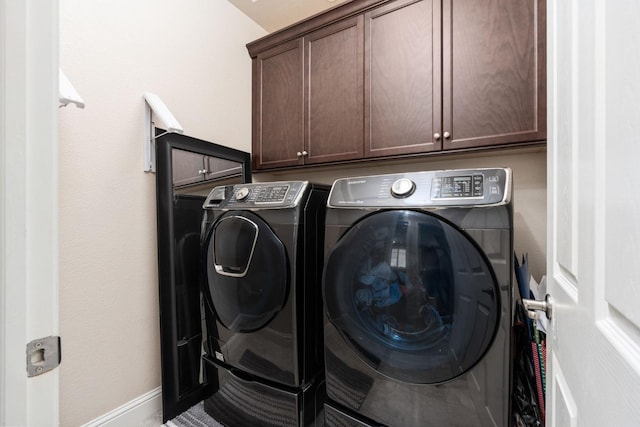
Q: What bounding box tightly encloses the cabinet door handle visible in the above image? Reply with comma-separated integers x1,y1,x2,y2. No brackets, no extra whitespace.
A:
433,133,441,141
302,151,308,157
296,152,303,158
443,131,451,139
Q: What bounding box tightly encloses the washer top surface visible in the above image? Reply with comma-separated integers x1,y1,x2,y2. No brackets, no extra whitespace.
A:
328,168,511,209
203,180,309,210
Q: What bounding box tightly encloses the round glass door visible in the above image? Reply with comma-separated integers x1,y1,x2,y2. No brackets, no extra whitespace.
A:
204,210,288,332
323,210,500,384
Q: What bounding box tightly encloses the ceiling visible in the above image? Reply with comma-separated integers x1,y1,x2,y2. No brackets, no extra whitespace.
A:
228,0,349,33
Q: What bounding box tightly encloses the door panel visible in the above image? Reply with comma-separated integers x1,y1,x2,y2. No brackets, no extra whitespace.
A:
253,39,304,169
305,16,364,164
547,0,640,425
443,0,546,149
365,0,441,157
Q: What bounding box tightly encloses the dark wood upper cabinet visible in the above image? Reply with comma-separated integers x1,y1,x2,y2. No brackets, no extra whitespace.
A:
442,0,546,149
305,16,364,165
365,0,441,157
252,39,303,170
247,0,546,171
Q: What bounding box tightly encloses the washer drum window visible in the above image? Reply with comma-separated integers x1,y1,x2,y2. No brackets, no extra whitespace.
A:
323,210,500,384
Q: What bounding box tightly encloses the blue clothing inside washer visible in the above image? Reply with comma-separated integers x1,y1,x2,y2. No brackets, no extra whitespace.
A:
357,261,406,308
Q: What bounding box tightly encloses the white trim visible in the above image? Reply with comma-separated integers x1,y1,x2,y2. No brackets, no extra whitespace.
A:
80,387,163,427
0,0,7,419
1,1,59,425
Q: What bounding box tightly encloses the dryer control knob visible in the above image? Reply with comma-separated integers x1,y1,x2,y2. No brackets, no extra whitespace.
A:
391,178,416,198
235,187,250,200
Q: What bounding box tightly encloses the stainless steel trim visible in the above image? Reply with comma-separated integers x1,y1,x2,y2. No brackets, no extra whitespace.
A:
212,215,259,278
326,168,512,209
203,181,310,210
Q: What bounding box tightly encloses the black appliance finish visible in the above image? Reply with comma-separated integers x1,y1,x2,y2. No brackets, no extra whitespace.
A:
322,168,514,427
155,131,251,422
201,181,329,427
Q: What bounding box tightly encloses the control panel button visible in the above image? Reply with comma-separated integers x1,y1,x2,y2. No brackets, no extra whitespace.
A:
235,187,250,200
255,185,289,203
390,178,416,198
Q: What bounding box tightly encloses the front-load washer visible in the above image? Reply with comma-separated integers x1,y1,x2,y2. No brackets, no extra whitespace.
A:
322,168,514,427
200,181,329,427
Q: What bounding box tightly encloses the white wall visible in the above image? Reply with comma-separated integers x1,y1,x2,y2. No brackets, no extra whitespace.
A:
58,1,266,425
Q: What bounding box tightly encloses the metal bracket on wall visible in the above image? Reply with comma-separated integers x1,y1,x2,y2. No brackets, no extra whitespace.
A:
143,92,184,173
26,336,61,377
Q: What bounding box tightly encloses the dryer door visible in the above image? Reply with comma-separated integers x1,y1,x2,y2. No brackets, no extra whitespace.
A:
204,210,288,333
324,210,500,384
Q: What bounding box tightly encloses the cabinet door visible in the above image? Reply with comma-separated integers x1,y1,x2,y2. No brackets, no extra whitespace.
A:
365,0,441,158
304,16,364,165
253,39,304,170
204,156,243,182
172,149,205,187
442,0,546,149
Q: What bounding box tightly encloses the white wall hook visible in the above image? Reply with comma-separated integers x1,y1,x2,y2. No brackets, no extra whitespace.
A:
143,92,184,172
59,69,85,108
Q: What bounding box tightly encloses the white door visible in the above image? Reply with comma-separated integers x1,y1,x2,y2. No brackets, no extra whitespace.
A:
0,1,60,426
547,0,640,425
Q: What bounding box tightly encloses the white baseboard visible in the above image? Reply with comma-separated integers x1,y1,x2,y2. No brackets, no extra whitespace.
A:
80,387,162,427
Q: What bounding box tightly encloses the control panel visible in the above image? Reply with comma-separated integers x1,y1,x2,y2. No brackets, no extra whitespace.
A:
203,181,308,210
328,168,510,208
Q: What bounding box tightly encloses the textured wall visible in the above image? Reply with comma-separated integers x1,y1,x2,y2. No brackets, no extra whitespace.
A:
58,1,266,425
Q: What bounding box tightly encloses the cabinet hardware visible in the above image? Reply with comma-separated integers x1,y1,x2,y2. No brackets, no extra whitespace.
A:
296,152,303,158
434,133,441,141
302,151,308,157
443,132,451,139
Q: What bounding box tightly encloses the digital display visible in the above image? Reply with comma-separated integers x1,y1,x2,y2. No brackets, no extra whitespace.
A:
255,185,289,203
434,175,483,198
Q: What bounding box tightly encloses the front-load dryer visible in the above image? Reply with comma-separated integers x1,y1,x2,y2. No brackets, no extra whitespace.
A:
200,181,329,427
322,168,514,427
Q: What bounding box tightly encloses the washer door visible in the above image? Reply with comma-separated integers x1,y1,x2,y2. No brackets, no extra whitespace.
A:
323,210,500,384
204,210,288,333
